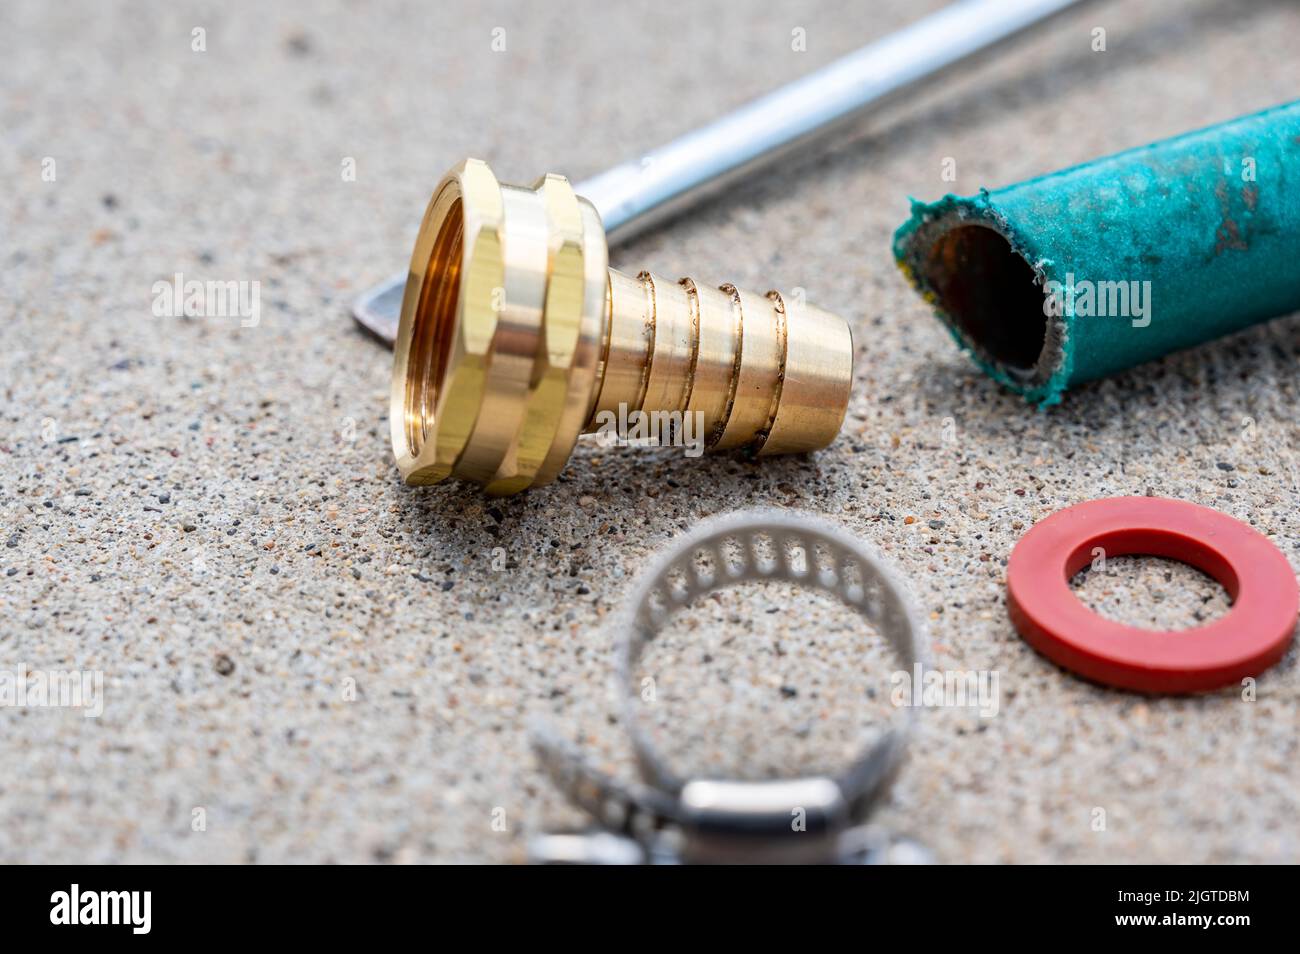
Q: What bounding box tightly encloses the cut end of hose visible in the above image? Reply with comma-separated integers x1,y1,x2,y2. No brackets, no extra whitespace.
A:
893,197,1070,406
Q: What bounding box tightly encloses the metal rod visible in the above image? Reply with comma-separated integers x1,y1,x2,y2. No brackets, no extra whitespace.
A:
354,0,1092,343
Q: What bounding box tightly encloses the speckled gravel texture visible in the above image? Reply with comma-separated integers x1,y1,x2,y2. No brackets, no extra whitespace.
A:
3,0,1299,864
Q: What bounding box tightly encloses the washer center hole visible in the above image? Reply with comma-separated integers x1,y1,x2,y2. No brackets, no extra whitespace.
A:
1069,555,1232,631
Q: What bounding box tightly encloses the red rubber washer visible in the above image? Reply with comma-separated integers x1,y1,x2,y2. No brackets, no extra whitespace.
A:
1007,497,1298,693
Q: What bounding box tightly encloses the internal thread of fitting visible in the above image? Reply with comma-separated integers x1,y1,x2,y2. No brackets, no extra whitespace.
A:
390,159,852,494
587,270,851,455
404,197,463,459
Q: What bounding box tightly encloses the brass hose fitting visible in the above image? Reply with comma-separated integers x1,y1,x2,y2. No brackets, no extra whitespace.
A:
390,159,853,495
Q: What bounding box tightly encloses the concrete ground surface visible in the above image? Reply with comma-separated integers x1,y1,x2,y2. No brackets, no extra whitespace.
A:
3,0,1299,863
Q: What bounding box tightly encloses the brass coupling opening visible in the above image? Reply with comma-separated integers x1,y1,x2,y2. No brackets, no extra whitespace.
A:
390,159,853,495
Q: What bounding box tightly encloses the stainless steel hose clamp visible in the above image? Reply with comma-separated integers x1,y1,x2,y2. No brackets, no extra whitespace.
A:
530,509,929,865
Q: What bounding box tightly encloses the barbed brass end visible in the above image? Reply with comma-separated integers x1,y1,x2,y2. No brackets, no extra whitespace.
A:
390,159,852,495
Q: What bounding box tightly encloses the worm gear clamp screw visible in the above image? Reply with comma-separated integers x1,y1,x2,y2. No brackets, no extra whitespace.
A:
391,160,853,494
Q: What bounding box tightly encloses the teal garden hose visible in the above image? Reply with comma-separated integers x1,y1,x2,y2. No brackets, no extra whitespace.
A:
894,99,1300,405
